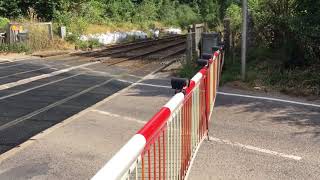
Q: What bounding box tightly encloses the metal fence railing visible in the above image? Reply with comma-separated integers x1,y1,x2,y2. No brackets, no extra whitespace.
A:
92,48,224,180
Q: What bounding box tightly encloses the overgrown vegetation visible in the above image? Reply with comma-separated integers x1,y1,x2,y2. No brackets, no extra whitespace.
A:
0,0,228,52
222,47,320,97
0,0,227,34
178,60,201,79
0,17,9,30
221,0,320,97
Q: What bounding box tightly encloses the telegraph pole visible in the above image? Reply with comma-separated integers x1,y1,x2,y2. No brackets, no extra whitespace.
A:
241,0,247,81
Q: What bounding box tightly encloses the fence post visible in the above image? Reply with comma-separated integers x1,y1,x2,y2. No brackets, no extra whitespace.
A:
186,33,193,65
6,23,14,44
48,22,53,40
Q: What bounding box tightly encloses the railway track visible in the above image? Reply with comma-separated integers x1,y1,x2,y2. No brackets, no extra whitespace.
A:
76,35,186,60
76,34,185,56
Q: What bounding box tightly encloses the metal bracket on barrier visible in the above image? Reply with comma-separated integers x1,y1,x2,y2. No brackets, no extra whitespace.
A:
171,77,189,94
201,53,212,60
219,42,225,51
213,44,225,52
212,46,220,52
197,59,209,67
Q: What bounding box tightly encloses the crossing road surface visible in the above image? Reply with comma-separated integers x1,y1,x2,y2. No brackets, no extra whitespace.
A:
0,55,163,155
188,87,320,180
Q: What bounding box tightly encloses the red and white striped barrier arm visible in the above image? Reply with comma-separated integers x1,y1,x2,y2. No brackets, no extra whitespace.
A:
92,50,224,180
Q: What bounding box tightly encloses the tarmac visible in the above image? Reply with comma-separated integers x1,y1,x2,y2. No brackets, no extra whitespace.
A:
0,68,175,179
188,86,320,180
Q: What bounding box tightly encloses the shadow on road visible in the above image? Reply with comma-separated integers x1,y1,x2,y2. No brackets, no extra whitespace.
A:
215,94,320,138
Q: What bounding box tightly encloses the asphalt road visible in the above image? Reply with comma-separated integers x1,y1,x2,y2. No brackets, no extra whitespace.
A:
0,65,175,180
0,55,156,155
188,87,320,180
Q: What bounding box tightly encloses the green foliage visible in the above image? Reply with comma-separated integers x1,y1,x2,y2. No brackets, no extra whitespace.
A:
105,0,135,22
178,59,202,79
65,33,78,43
79,0,105,24
176,4,200,28
0,0,21,18
220,55,241,85
248,0,319,66
133,0,158,23
0,17,9,30
0,43,30,53
226,4,241,33
75,39,102,50
247,47,320,96
199,0,220,27
158,0,177,25
225,3,242,47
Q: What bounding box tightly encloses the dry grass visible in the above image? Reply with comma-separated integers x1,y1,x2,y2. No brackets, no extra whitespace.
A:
27,25,52,51
27,25,73,51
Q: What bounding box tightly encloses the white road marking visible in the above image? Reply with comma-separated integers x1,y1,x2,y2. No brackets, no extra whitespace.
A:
117,79,172,89
0,66,53,79
0,60,10,64
0,61,98,91
0,73,82,100
91,109,146,124
0,78,114,131
217,92,320,108
0,58,10,61
79,67,142,79
209,136,302,161
0,58,34,64
135,82,171,89
0,63,26,69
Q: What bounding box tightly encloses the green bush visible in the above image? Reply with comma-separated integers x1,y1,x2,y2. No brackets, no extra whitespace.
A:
0,17,9,30
226,4,241,34
74,39,102,50
178,61,201,79
133,0,158,23
220,55,241,85
65,34,79,43
199,0,221,28
105,0,135,22
0,43,30,53
176,4,200,28
158,0,177,25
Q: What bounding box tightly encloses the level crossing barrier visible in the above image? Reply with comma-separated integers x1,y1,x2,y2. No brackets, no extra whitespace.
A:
92,47,224,180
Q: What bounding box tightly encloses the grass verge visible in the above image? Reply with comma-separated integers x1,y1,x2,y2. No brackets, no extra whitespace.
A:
0,43,30,53
178,61,201,79
222,47,320,97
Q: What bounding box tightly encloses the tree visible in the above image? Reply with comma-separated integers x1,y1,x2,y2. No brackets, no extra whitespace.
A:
158,0,177,25
0,0,22,18
199,0,220,27
176,4,200,28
